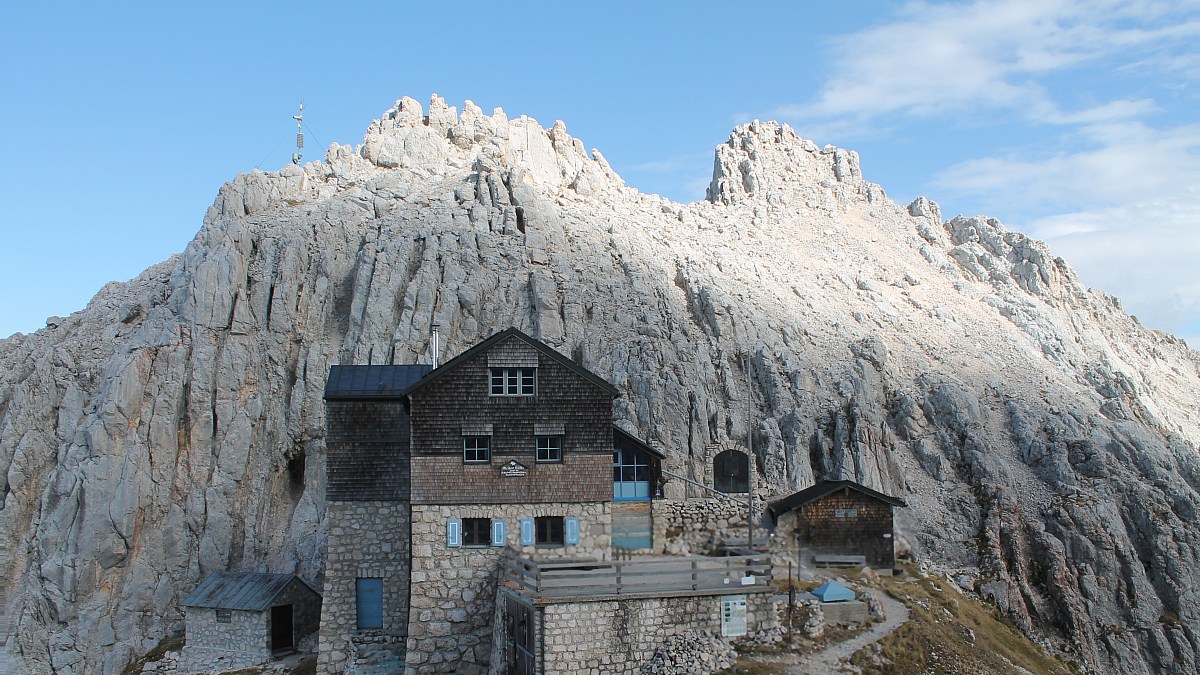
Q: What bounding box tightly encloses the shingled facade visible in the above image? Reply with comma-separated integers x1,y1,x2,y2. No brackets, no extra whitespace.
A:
767,479,907,570
318,329,631,674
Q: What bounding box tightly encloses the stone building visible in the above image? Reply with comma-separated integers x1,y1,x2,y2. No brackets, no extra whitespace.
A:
180,572,321,673
318,328,680,674
318,364,429,671
767,479,907,570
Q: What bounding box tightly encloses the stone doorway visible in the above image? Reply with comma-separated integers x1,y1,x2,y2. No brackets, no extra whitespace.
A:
271,604,294,653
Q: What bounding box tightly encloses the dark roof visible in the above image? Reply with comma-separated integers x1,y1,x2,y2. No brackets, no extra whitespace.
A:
767,479,907,520
324,364,433,400
182,572,317,611
614,425,666,459
404,328,620,398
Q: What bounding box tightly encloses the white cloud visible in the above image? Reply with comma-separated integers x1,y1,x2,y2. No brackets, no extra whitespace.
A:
772,0,1200,137
934,121,1200,343
936,122,1200,210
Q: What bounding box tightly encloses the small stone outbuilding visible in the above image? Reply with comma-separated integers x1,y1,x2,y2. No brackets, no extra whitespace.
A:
768,479,906,570
180,572,321,673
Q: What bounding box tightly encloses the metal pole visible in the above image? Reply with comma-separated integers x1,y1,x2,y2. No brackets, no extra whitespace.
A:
746,353,753,553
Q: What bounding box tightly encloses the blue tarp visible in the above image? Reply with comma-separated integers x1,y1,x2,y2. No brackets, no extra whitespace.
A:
812,581,856,602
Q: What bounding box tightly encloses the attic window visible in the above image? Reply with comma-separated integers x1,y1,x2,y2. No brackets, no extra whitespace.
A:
490,367,536,396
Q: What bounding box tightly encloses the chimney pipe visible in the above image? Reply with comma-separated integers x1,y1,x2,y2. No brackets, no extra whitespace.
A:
431,323,441,369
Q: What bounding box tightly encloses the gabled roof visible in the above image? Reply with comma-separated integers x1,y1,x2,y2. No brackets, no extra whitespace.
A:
767,479,907,520
182,572,318,611
404,328,620,398
324,364,433,400
614,425,666,459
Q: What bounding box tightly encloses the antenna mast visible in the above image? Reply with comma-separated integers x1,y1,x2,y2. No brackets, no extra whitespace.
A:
291,101,304,165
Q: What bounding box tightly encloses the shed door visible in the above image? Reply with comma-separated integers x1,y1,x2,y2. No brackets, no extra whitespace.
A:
611,501,652,551
270,604,294,651
356,578,383,629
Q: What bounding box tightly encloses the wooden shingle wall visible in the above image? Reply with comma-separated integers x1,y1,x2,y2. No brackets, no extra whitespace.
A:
410,335,613,505
486,340,539,367
792,489,895,568
325,400,411,501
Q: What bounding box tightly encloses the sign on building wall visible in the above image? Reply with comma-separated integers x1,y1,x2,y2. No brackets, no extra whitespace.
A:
720,595,747,637
500,460,529,478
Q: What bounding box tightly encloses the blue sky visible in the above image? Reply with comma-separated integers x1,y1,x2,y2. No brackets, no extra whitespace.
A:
2,1,1198,345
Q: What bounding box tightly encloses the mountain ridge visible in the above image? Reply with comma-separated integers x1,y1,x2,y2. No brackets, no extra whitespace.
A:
1,94,1198,674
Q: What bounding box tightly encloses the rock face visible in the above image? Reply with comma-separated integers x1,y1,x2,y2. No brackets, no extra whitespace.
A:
2,94,1200,674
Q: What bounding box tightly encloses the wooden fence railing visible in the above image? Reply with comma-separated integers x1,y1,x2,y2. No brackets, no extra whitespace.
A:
499,548,772,599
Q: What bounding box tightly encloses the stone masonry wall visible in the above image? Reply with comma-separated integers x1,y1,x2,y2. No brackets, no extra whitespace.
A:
534,591,775,674
653,493,772,555
406,502,610,674
180,606,268,673
317,501,411,674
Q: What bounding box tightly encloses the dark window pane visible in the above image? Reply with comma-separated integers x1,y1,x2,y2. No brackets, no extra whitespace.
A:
464,436,491,463
535,516,563,545
463,518,492,546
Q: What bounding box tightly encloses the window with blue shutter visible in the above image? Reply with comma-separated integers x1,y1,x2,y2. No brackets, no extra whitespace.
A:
447,519,462,547
519,518,534,546
492,519,507,546
565,517,580,545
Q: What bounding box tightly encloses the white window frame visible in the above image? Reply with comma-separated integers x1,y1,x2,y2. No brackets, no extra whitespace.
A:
490,367,536,396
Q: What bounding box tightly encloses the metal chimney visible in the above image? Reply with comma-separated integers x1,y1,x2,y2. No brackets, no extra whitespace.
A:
431,323,441,369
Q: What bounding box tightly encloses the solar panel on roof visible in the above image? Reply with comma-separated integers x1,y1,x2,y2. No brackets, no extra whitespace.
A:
324,364,432,399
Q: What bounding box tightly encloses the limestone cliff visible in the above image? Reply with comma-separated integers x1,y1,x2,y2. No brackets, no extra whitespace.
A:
2,94,1199,674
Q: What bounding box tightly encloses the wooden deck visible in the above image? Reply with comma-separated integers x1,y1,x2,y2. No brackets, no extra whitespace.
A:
499,548,772,600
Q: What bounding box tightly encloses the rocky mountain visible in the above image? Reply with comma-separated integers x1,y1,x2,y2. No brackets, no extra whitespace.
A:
2,94,1200,674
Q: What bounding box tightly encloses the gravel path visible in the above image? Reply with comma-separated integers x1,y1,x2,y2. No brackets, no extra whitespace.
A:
748,589,910,674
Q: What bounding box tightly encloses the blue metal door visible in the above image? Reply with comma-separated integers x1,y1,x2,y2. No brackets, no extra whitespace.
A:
356,578,383,629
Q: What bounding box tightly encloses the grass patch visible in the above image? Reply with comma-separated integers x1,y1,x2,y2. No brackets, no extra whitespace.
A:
850,572,1074,675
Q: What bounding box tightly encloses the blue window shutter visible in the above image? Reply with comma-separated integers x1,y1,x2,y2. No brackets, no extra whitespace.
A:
447,519,462,547
520,518,535,546
492,519,507,547
565,517,580,545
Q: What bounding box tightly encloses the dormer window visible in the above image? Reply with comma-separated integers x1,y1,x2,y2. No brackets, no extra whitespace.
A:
490,367,536,396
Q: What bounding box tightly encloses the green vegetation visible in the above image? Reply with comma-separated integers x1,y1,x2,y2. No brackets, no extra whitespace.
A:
730,566,1076,674
850,567,1075,675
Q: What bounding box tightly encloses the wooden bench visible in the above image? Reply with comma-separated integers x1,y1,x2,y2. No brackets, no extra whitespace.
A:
814,554,867,568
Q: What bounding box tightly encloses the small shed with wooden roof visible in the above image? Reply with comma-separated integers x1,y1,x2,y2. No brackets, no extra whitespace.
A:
180,572,321,671
768,479,906,570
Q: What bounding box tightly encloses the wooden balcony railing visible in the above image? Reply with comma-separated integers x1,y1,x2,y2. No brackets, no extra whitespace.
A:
498,548,772,600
